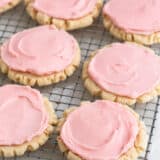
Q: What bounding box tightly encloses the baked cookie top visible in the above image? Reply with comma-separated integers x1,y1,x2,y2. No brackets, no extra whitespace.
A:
88,43,160,98
103,0,160,35
0,84,49,145
1,25,78,76
32,0,97,20
60,100,139,160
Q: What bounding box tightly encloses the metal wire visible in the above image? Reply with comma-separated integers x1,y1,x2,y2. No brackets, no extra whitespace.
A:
0,1,159,160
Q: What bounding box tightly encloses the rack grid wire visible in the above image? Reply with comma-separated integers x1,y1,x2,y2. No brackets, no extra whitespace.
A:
0,1,159,160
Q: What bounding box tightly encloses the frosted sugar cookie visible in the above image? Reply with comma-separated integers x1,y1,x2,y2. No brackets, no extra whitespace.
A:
57,100,147,160
103,0,160,45
0,84,57,157
0,25,81,86
0,0,21,14
25,0,103,30
82,42,160,105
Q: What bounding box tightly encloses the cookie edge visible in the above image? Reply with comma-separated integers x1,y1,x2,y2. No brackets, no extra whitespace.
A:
0,97,58,158
24,0,103,30
103,14,160,45
0,0,21,14
56,102,148,160
0,41,81,87
82,42,160,105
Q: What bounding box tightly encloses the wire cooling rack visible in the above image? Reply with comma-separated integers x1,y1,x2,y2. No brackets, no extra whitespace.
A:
0,1,159,160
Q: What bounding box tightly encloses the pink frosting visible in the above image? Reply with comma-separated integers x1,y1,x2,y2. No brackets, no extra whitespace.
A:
1,25,77,75
33,0,97,19
103,0,160,35
61,100,139,160
88,43,160,98
0,85,48,145
0,0,12,7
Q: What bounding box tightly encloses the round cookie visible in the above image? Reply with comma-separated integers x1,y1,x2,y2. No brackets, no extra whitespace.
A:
0,25,81,86
57,100,147,160
82,42,160,105
0,0,21,14
24,0,103,30
103,0,160,45
0,84,57,157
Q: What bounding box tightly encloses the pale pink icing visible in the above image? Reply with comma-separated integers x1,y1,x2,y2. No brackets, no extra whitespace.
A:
0,0,12,8
1,25,77,75
88,43,160,98
0,85,48,145
33,0,97,19
61,100,139,160
103,0,160,35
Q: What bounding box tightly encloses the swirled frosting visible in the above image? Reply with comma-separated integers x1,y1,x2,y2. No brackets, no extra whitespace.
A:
0,0,12,7
88,43,160,98
61,100,139,160
103,0,160,35
0,85,48,145
1,25,77,75
33,0,97,19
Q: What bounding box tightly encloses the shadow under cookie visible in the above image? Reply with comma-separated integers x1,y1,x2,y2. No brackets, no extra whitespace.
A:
0,0,21,14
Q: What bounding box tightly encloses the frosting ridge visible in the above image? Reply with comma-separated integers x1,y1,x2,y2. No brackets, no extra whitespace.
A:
103,0,160,35
33,0,97,19
61,100,139,160
88,43,160,98
0,85,48,145
1,25,77,75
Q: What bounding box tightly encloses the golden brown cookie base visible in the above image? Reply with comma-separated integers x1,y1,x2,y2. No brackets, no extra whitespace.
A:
24,0,103,30
0,44,81,86
82,43,160,105
103,15,160,45
56,103,147,160
0,0,21,14
0,97,58,158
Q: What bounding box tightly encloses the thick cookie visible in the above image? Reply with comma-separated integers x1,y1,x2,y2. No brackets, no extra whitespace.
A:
82,42,160,105
0,25,81,86
0,85,57,157
103,0,160,45
57,100,147,160
25,0,103,30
